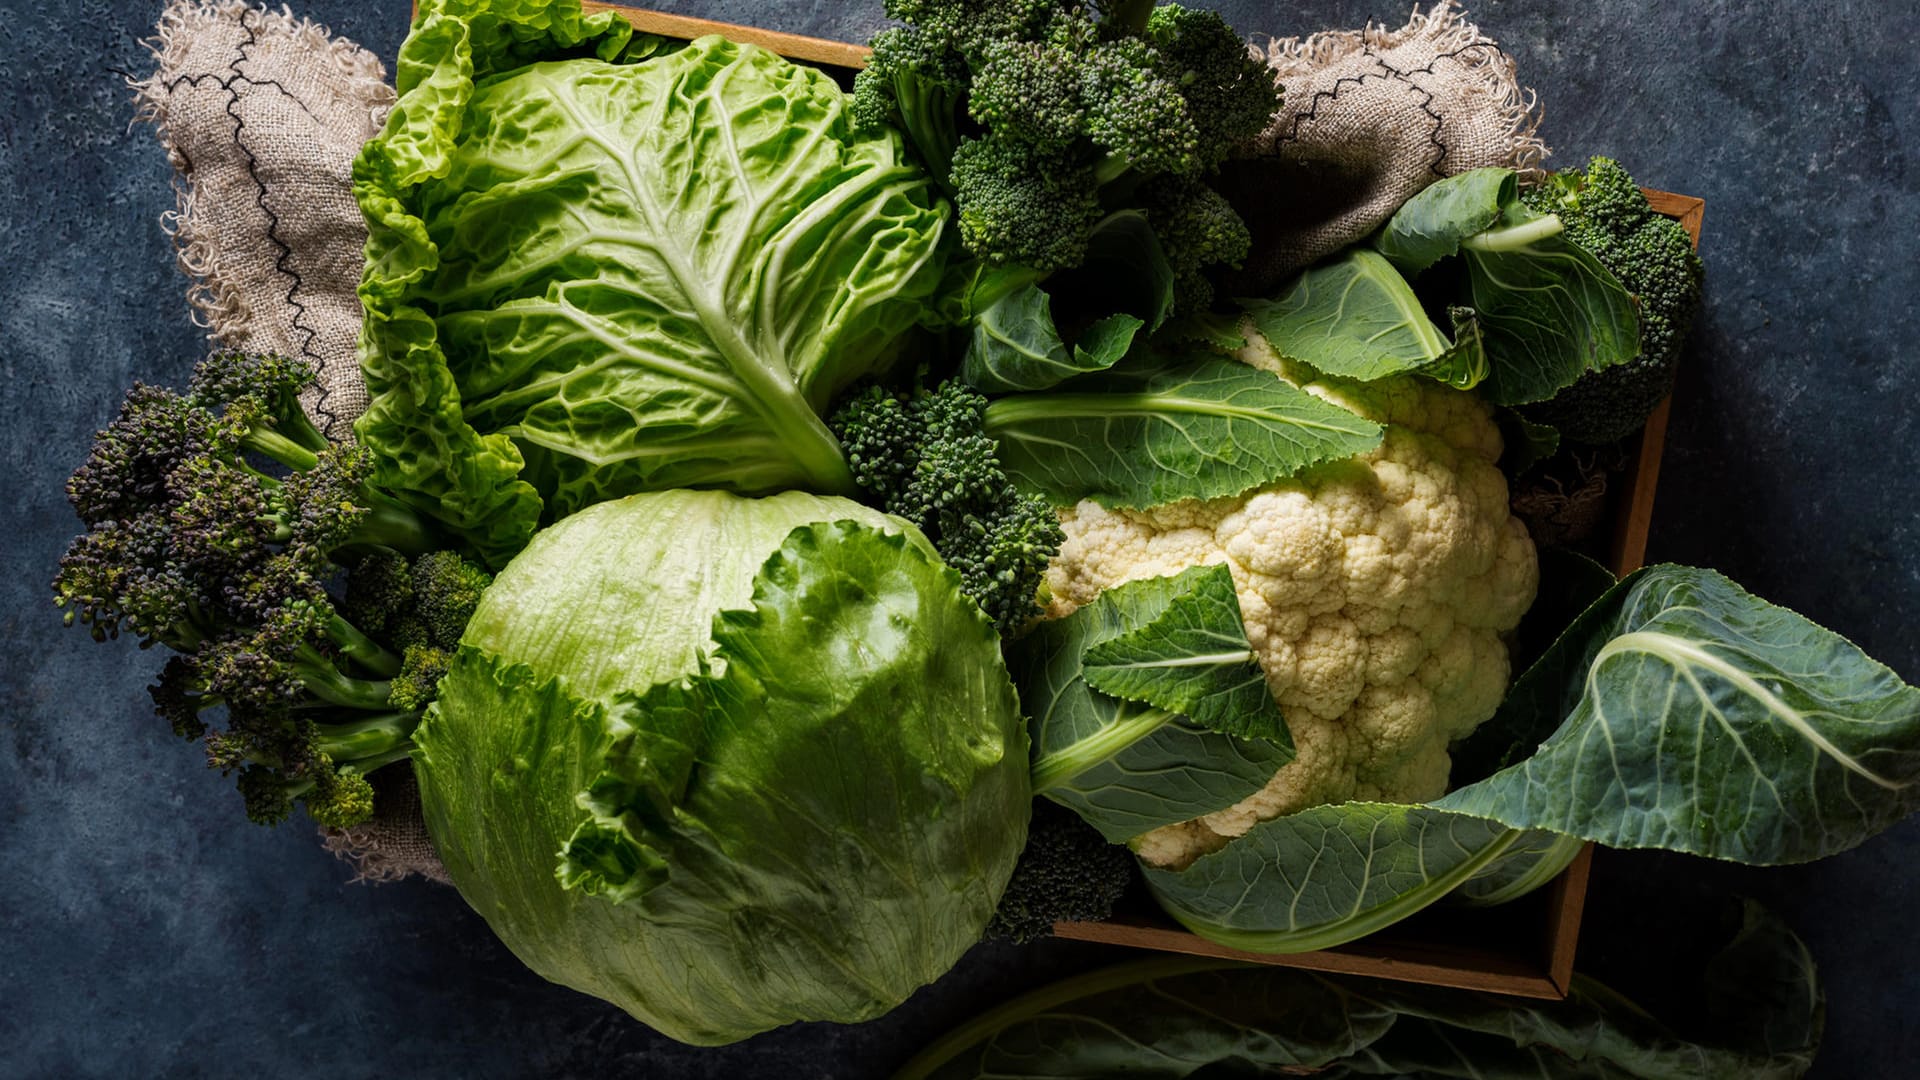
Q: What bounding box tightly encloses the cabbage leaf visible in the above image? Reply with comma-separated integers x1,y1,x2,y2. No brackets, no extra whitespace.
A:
416,493,1028,1044
356,0,949,564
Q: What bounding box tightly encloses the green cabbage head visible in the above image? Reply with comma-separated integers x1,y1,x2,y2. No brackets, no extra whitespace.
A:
412,490,1029,1044
355,0,951,565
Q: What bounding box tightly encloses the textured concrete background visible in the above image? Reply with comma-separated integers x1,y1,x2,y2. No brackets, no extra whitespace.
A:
3,0,1915,1076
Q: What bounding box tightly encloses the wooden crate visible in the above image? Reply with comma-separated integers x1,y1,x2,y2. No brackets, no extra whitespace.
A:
439,2,1704,1001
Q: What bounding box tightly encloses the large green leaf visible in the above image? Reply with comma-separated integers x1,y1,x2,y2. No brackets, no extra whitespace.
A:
1465,212,1645,405
1018,568,1294,845
960,285,1143,393
896,902,1822,1079
1374,169,1641,408
1374,166,1514,275
1238,248,1450,381
1436,566,1920,862
960,211,1172,393
1144,803,1525,953
982,355,1383,509
356,4,949,561
1144,565,1920,952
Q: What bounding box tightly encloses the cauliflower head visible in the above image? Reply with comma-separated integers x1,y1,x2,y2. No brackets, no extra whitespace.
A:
1043,345,1538,869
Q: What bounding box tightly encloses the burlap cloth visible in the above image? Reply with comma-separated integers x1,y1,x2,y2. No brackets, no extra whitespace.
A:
132,1,444,882
132,0,391,441
1219,0,1549,296
128,0,1548,885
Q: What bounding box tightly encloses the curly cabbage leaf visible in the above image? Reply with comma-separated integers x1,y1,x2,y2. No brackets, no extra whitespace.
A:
414,491,1027,1044
355,0,949,564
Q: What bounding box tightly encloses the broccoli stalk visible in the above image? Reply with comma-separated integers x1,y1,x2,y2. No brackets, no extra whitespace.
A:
829,378,1064,634
54,352,492,828
1519,157,1706,444
852,0,1279,313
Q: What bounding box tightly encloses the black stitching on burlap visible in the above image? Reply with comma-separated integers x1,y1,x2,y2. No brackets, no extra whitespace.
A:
160,8,340,433
1275,40,1514,180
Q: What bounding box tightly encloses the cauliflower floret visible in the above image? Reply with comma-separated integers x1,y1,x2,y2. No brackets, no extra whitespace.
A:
1044,363,1539,871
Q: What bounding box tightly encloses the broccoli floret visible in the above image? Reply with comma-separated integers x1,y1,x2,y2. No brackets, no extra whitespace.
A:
54,352,485,828
1142,4,1278,170
1519,157,1705,444
1140,174,1254,313
388,644,453,712
831,380,1064,634
983,799,1135,944
411,550,493,650
949,136,1103,273
854,0,1279,308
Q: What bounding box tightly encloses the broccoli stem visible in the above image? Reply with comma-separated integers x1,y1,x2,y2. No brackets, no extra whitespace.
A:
1462,213,1566,252
348,493,442,555
323,614,403,677
243,428,320,472
1092,155,1134,189
273,398,333,454
315,711,422,762
896,72,960,186
292,645,394,710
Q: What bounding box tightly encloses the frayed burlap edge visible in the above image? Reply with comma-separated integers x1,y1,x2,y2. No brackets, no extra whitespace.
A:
1256,0,1549,180
127,1,393,439
317,768,451,886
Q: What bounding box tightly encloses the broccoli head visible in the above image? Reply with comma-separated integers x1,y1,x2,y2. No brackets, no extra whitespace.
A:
854,0,1280,308
1520,157,1705,444
831,379,1064,634
54,352,487,827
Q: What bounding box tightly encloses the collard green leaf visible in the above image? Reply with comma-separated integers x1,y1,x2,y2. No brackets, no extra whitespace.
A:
983,356,1383,509
1436,565,1920,863
1145,563,1920,953
1080,565,1286,742
960,286,1144,393
1155,310,1250,352
1418,305,1492,390
356,20,949,560
1143,803,1524,953
961,211,1170,394
1449,830,1586,907
1466,213,1645,405
1373,169,1642,407
1238,248,1450,381
1018,568,1294,844
897,901,1820,1080
1375,166,1515,274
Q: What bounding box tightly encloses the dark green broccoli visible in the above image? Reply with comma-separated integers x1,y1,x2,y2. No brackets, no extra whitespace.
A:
54,352,491,828
852,0,1278,305
983,799,1136,944
1519,157,1705,444
830,379,1064,634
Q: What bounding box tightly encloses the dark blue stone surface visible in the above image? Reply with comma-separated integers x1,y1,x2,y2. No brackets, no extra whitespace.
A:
3,1,1914,1076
